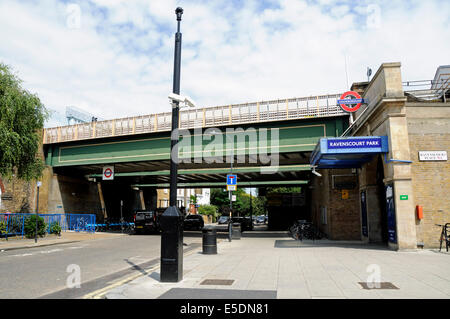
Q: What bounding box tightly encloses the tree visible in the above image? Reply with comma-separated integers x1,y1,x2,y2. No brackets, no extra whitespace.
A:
0,63,48,180
198,204,218,222
210,188,229,208
210,188,251,216
253,196,267,216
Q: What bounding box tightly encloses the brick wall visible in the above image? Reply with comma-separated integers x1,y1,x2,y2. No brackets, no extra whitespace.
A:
407,104,450,248
0,175,36,213
328,186,361,240
310,169,361,240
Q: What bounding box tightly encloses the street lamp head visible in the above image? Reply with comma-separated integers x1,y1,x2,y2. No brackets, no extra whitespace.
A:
175,7,183,21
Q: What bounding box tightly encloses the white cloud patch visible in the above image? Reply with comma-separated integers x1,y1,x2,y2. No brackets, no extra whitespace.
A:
0,0,448,126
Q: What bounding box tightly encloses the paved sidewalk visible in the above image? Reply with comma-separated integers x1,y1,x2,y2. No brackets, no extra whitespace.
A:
104,231,450,299
0,231,126,251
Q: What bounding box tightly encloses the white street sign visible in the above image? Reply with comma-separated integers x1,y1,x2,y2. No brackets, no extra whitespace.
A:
419,151,447,161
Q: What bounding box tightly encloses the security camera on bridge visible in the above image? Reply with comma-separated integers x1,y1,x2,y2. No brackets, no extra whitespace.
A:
168,93,197,108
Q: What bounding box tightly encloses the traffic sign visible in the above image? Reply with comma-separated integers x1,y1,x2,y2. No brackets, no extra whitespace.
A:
227,185,237,191
103,166,114,181
338,91,365,113
231,195,237,202
227,174,237,186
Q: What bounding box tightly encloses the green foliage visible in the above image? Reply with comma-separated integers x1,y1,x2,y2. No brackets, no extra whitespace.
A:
24,215,46,238
210,188,257,216
198,205,217,216
267,187,302,194
198,205,218,223
8,216,23,234
190,195,197,205
0,220,6,236
233,192,250,216
49,221,62,235
0,63,48,181
253,196,267,216
0,216,23,236
210,188,230,208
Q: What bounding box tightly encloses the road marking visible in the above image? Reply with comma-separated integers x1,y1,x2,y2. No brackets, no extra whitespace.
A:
83,245,202,299
67,245,87,250
11,253,33,257
83,265,160,299
40,249,63,254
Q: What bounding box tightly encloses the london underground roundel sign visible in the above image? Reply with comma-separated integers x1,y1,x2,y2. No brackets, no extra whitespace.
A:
103,166,114,181
338,91,364,113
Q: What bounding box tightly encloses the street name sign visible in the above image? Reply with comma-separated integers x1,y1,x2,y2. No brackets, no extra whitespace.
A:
419,151,447,161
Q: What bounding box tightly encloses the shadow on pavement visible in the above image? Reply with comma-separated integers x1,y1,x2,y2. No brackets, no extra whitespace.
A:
274,239,390,251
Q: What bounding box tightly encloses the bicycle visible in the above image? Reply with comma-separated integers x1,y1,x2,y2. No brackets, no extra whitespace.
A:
436,223,449,252
289,220,312,241
289,220,326,241
119,218,135,234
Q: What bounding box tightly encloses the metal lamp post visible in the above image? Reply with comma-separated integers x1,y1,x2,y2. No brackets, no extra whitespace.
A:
160,7,184,283
35,181,42,243
228,143,233,242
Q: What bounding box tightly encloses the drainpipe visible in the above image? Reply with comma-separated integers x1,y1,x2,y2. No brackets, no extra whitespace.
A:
384,153,412,164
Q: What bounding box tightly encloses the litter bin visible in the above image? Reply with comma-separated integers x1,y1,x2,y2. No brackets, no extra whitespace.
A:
232,223,241,239
202,227,217,254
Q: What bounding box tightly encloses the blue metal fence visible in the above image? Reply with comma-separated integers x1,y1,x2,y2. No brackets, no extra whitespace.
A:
0,213,96,239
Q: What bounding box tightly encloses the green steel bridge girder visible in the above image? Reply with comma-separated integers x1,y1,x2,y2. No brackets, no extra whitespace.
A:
132,180,309,189
87,164,311,179
45,117,348,167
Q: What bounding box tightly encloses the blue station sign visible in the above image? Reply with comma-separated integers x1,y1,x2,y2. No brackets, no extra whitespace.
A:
327,137,382,150
310,136,389,169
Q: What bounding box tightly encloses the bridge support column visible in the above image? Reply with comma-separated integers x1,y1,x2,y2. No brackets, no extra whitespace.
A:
139,190,146,210
97,182,107,220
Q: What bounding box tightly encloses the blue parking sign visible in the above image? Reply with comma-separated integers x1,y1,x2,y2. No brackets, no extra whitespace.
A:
227,174,237,186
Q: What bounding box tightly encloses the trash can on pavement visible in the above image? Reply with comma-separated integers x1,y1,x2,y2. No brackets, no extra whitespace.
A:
232,223,241,239
202,227,217,254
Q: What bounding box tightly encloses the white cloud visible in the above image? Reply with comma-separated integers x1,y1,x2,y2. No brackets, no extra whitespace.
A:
0,0,448,125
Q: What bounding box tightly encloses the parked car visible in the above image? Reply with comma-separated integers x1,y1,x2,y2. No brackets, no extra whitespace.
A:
256,215,266,224
134,210,159,234
218,215,230,225
183,214,204,231
231,216,253,231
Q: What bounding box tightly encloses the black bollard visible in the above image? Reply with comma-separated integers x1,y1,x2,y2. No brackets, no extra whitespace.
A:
160,206,184,282
202,227,217,254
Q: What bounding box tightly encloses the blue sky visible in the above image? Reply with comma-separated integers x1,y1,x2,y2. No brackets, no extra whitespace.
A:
0,0,449,126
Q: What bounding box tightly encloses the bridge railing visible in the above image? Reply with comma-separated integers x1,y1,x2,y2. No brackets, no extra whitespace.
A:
403,78,450,102
0,213,96,239
43,94,345,144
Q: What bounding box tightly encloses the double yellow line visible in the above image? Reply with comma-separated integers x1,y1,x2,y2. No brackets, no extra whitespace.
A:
82,245,203,299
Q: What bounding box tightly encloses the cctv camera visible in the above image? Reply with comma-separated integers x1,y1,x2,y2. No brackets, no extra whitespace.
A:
168,93,197,108
184,95,197,108
168,93,184,103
